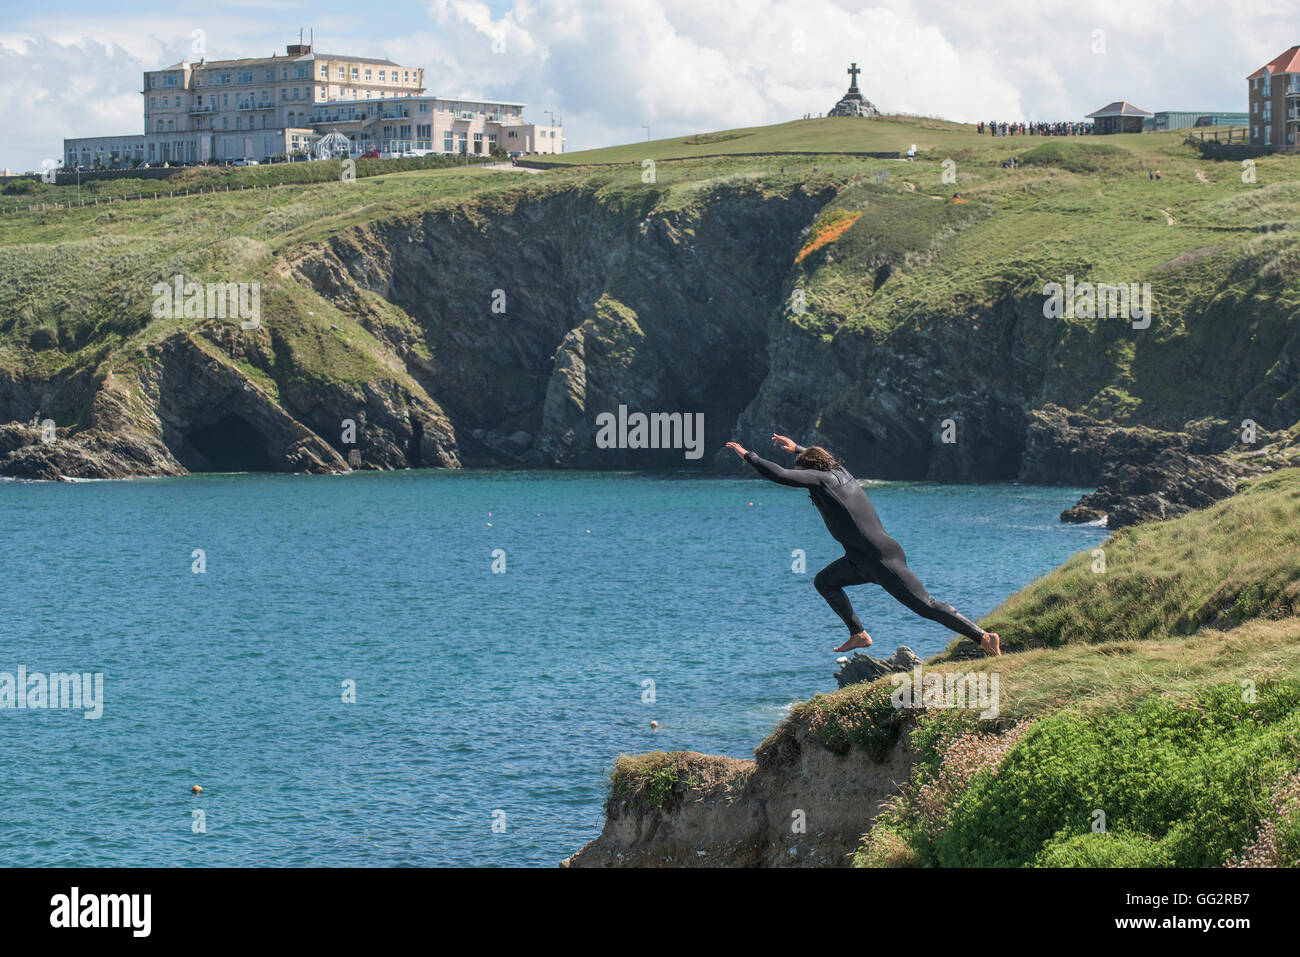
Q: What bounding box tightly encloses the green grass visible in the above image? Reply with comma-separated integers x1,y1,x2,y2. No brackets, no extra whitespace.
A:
548,116,955,164
935,469,1300,655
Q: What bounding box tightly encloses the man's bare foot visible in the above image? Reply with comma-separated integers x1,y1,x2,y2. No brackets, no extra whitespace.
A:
834,632,873,653
979,631,1002,656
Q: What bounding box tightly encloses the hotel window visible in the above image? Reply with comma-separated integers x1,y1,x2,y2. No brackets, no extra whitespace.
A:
295,66,308,78
379,70,386,81
351,68,359,78
266,70,275,81
320,65,328,77
364,70,372,80
238,72,252,83
444,132,454,151
164,74,178,87
338,67,345,78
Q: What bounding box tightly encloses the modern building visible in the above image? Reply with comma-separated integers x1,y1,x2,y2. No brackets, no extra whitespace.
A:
304,94,562,157
1247,45,1300,148
64,134,146,170
1143,110,1249,132
63,40,562,168
1085,101,1153,134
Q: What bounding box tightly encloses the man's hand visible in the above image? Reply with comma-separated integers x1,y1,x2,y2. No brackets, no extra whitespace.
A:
772,434,797,453
726,441,749,458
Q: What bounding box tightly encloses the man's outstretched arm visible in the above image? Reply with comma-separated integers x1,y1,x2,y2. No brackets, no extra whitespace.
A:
726,441,821,487
746,452,822,487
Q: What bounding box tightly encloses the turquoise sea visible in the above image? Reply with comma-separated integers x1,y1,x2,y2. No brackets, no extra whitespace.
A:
0,471,1106,866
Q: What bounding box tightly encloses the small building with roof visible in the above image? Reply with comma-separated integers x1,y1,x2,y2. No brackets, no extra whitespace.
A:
1085,101,1153,134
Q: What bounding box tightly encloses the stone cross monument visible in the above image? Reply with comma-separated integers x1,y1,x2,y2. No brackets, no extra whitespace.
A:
828,62,880,117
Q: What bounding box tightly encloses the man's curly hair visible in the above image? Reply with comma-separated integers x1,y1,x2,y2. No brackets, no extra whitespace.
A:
794,446,840,471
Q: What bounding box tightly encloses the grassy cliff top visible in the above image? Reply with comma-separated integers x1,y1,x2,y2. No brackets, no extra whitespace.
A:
5,115,1300,434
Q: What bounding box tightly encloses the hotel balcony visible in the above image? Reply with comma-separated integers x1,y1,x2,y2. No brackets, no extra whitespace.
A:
238,101,275,111
188,103,216,114
308,112,368,125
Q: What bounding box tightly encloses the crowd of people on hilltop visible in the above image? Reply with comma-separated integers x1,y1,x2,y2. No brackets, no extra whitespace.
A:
977,120,1094,136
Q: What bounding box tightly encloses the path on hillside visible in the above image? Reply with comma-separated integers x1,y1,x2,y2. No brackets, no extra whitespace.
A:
480,162,545,174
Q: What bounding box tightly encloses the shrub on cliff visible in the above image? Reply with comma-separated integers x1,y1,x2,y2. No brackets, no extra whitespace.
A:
868,680,1300,868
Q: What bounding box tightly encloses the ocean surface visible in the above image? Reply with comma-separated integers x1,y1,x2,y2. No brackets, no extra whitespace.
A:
0,470,1106,867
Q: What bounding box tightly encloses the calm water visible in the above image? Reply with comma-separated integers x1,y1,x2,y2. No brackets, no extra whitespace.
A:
0,471,1105,867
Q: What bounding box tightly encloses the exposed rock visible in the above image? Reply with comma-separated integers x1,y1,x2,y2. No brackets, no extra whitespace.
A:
833,645,923,688
562,718,917,868
1069,449,1278,529
1023,404,1299,528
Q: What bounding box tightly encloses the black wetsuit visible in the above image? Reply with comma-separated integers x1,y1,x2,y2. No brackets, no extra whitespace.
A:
744,447,985,642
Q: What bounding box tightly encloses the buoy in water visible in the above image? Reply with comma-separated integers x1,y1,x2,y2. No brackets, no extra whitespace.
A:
191,785,202,795
650,721,659,729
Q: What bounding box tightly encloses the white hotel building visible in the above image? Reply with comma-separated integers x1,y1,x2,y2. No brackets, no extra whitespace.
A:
64,42,563,168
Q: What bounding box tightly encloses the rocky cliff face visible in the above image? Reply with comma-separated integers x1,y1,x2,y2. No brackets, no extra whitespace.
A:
289,185,830,469
562,717,918,868
3,177,1297,529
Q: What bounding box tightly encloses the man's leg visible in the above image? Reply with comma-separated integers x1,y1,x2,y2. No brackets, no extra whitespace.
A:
814,556,874,650
875,560,1000,655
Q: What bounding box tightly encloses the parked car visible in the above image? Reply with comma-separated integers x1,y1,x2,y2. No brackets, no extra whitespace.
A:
359,150,380,159
232,157,260,166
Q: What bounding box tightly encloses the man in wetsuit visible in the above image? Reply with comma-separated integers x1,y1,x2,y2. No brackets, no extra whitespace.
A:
726,434,1002,656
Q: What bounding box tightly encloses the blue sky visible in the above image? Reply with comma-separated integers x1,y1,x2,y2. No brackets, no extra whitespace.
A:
1,0,1297,171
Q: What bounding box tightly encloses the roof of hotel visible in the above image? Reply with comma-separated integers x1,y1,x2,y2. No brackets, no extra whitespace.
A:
1086,100,1153,118
1248,45,1300,78
149,52,409,72
306,53,402,66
